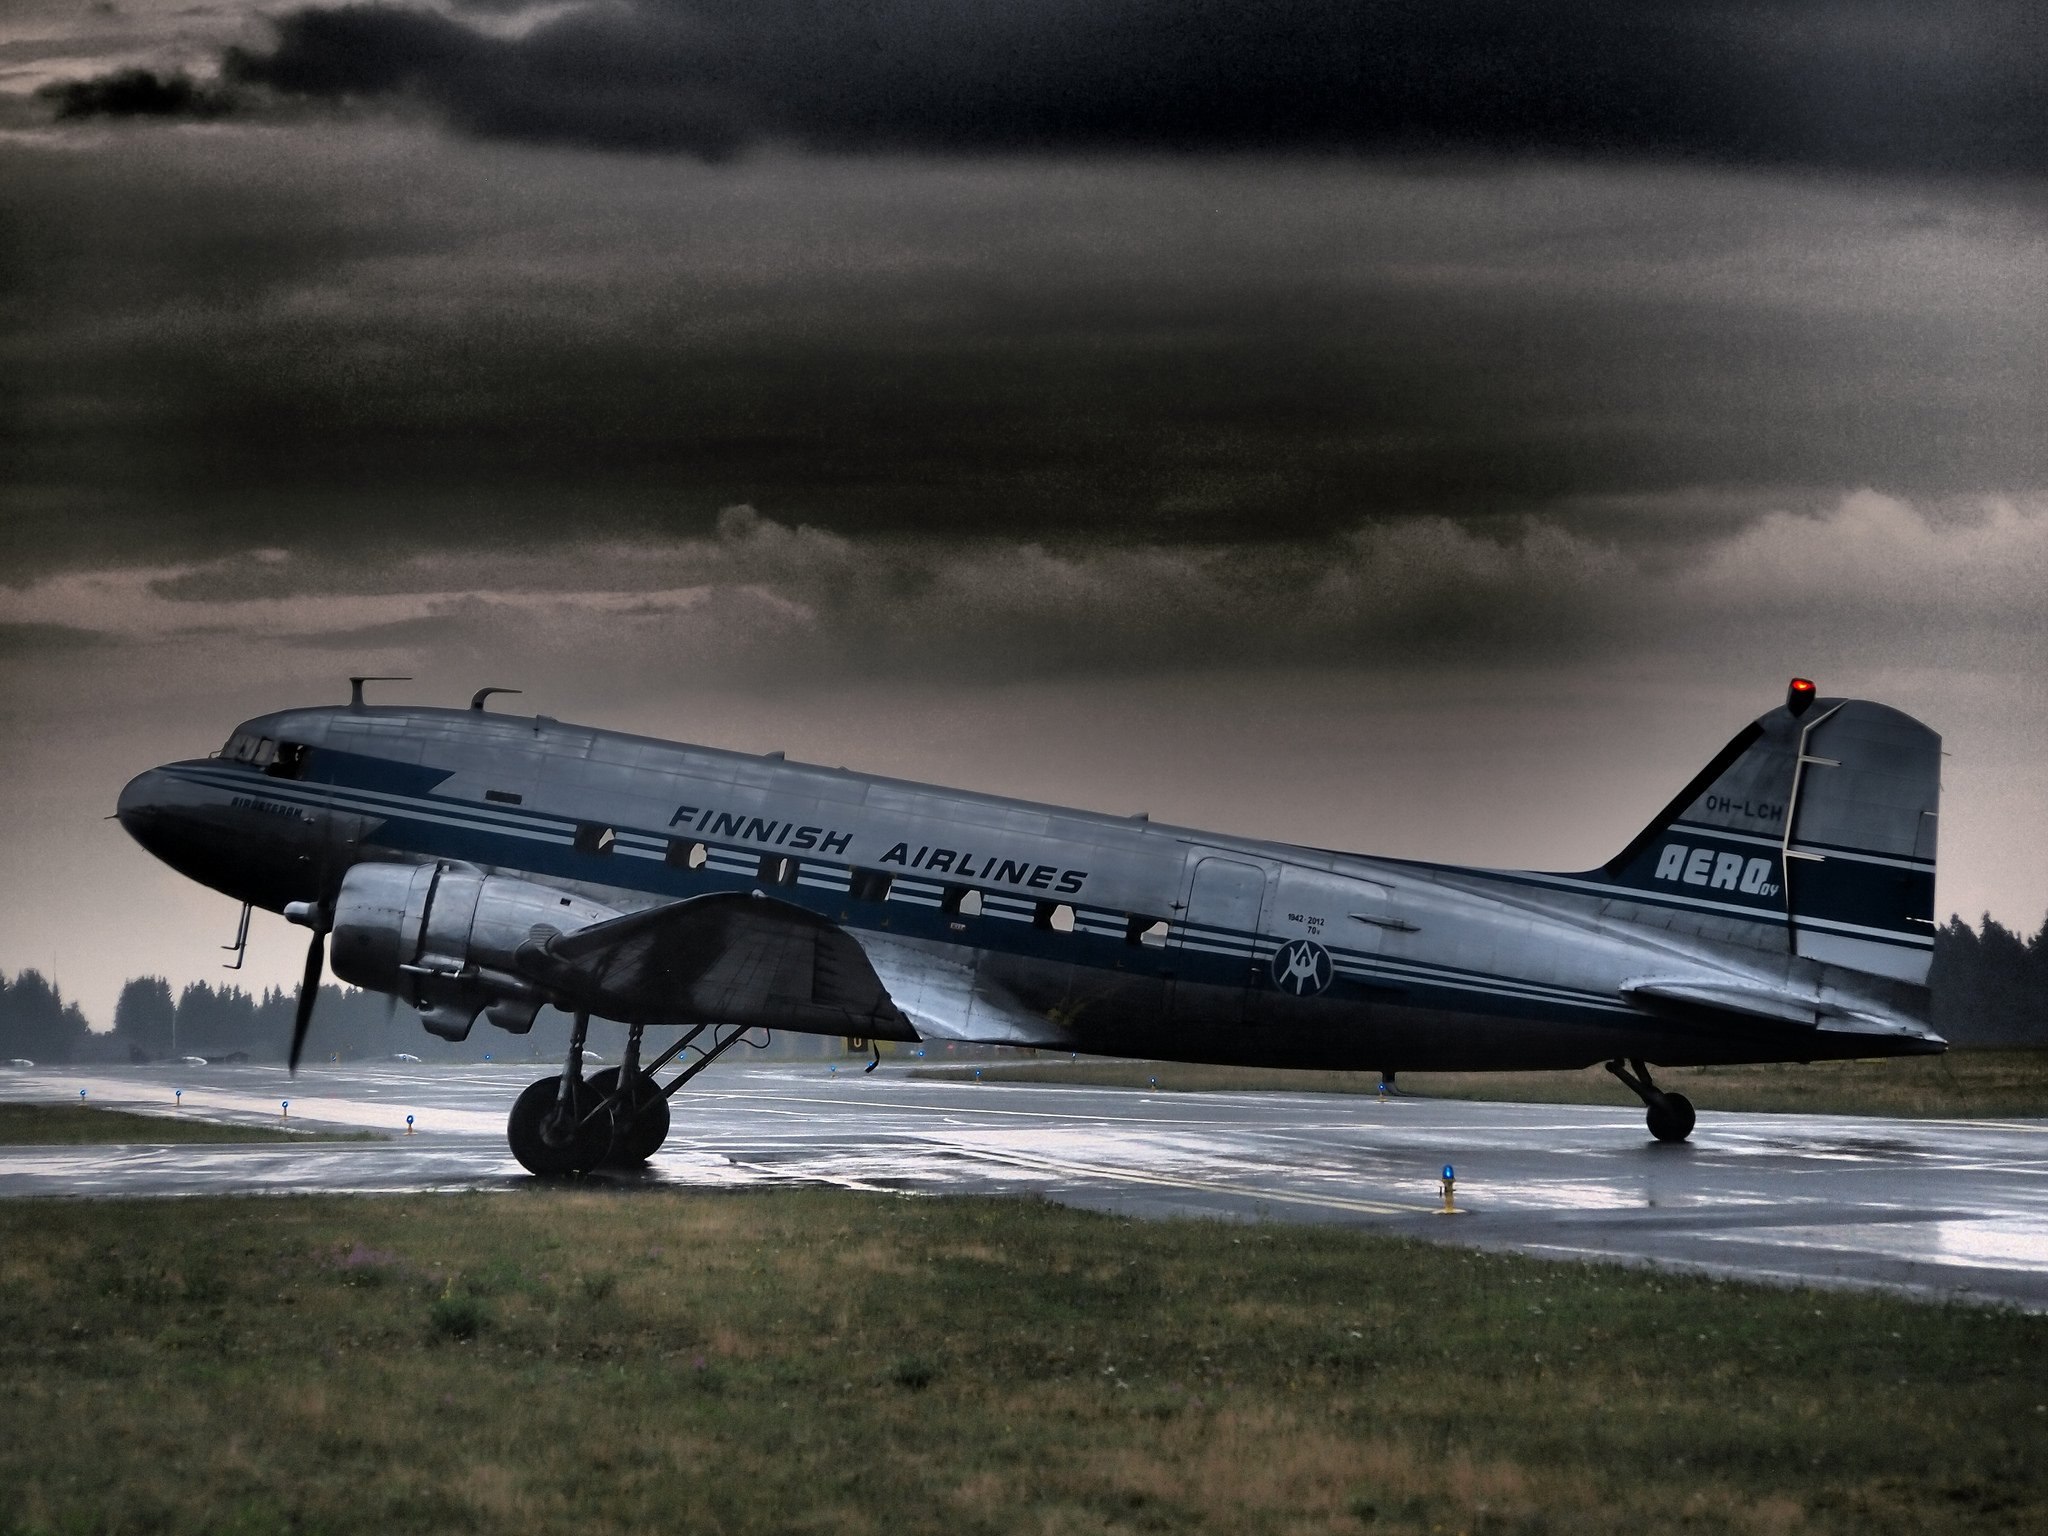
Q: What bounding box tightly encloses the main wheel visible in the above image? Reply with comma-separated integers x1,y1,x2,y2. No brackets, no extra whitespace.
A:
507,1074,612,1176
1646,1091,1696,1144
589,1067,671,1165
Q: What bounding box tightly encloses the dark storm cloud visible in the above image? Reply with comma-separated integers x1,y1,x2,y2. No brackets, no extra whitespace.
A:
36,69,235,122
4,134,2044,580
0,622,110,655
52,497,2037,690
165,0,2048,174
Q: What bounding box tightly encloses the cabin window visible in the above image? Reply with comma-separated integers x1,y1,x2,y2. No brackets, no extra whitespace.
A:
943,886,984,918
574,824,616,856
485,789,523,805
850,868,893,902
1126,915,1169,948
666,838,707,870
1035,901,1076,933
758,853,798,886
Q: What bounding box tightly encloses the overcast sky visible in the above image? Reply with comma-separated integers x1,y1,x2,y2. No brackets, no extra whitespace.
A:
2,1,2044,1027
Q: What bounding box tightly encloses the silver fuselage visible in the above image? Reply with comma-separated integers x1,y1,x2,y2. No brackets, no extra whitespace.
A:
116,704,1938,1070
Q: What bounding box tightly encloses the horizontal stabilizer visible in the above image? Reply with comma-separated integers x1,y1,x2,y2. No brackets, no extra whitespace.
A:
1622,977,1942,1044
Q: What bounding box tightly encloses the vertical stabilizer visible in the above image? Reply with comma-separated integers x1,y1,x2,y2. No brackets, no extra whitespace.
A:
1599,684,1939,984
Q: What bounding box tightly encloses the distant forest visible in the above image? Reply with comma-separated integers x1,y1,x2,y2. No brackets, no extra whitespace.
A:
3,913,2043,1065
0,973,843,1066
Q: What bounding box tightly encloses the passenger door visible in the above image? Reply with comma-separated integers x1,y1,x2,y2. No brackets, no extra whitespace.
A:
1170,855,1270,1027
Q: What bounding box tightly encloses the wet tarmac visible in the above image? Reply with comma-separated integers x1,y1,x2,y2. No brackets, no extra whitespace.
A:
4,1060,2046,1310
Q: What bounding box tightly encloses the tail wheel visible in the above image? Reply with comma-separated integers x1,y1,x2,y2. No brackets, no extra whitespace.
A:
589,1067,671,1164
507,1074,612,1177
1646,1091,1696,1144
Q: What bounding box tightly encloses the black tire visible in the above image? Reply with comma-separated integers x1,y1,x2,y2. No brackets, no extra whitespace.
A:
589,1067,671,1164
1646,1091,1696,1144
507,1074,611,1176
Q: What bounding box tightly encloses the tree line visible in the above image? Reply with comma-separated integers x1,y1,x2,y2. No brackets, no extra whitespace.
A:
0,973,838,1065
3,912,2043,1063
1926,914,2048,1048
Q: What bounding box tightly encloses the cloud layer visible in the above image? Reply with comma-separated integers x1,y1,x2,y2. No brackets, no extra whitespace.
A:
7,494,2041,690
7,134,2044,581
33,0,2047,176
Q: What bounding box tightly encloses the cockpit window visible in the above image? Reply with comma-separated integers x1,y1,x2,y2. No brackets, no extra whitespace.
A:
221,732,266,763
265,742,308,780
220,732,306,777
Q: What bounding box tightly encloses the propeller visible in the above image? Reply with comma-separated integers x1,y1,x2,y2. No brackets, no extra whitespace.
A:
281,900,331,1076
290,928,325,1075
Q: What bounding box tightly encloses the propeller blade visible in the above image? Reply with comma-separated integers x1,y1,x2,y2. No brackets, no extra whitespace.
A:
289,929,324,1075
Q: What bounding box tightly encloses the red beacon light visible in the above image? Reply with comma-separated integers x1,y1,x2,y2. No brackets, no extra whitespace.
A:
1786,677,1817,717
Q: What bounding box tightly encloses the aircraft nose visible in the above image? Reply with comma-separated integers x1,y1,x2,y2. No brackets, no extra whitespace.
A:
115,767,172,844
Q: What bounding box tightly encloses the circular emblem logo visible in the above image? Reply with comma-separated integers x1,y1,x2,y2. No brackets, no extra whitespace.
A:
1270,938,1334,997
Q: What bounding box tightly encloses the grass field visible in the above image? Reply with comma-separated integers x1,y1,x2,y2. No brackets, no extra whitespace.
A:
916,1047,2048,1120
1,1190,2043,1534
0,1104,380,1146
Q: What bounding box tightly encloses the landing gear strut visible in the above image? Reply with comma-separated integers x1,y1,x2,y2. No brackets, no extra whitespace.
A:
507,1010,612,1176
1606,1057,1696,1144
589,1024,669,1165
505,1017,760,1178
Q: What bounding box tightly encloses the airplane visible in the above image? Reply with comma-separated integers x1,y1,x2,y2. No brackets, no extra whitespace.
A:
115,676,1943,1174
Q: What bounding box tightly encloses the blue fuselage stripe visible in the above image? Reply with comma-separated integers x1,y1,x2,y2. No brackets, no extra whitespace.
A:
169,760,1654,1032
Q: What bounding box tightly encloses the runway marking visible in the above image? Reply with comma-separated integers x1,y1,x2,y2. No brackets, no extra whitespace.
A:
1905,1118,2048,1136
6,1074,504,1135
921,1139,1433,1217
717,1159,907,1196
696,1086,1231,1129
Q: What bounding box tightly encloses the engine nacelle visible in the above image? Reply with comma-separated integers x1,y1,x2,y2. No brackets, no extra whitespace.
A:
329,862,618,1041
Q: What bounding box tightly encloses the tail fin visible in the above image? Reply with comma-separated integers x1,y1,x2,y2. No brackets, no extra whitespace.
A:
1600,682,1940,984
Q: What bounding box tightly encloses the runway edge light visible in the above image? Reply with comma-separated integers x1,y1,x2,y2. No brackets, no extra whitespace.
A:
1439,1163,1462,1216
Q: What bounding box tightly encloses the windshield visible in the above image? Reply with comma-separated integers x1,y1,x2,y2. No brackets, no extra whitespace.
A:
219,730,307,778
221,731,275,767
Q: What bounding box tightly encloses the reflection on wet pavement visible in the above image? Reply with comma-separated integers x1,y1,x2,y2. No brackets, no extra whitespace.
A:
3,1061,2044,1309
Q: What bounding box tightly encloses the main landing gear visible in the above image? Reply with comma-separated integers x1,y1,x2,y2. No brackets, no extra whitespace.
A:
506,1013,752,1177
1605,1057,1696,1144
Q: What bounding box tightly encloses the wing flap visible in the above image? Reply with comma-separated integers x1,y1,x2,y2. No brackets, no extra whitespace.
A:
852,932,1074,1047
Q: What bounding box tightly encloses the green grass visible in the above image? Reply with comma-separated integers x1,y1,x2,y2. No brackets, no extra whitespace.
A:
0,1190,2042,1534
918,1047,2048,1119
0,1103,382,1146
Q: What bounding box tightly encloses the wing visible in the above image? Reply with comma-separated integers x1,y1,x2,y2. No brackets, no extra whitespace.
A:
516,892,919,1039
